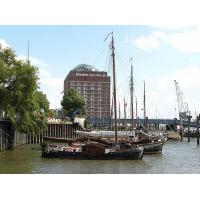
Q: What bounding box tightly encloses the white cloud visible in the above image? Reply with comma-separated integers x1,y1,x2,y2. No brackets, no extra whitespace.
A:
133,35,160,50
129,30,168,50
17,55,47,67
132,27,200,53
38,72,63,109
0,38,10,49
132,31,164,50
17,54,63,109
146,65,200,118
0,39,47,67
31,57,48,67
152,25,194,31
37,66,63,109
39,68,51,77
167,29,200,53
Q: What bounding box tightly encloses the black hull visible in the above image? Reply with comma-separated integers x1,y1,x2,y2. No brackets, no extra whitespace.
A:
42,147,144,160
143,142,163,154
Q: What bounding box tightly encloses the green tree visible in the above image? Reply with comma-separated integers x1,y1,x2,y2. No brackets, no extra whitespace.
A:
61,88,85,118
0,47,49,134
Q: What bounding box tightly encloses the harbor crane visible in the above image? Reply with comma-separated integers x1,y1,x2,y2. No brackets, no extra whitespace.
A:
174,80,188,119
174,80,189,139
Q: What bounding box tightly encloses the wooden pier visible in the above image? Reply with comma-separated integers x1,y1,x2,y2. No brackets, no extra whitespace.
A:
0,119,84,151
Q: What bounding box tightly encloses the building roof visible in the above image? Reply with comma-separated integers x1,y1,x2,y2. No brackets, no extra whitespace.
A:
73,64,98,72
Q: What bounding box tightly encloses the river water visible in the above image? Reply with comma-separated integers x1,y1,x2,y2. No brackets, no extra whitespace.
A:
0,138,200,174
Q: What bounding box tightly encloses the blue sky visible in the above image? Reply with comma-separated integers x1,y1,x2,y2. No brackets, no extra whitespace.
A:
1,25,200,119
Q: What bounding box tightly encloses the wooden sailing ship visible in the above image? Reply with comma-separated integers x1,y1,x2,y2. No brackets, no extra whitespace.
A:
41,33,144,160
123,59,164,154
140,81,164,154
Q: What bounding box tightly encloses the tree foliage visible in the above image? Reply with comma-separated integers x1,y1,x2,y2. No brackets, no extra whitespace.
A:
61,88,85,118
0,48,50,134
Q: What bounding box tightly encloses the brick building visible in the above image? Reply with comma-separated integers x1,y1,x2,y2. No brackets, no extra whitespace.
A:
64,64,110,118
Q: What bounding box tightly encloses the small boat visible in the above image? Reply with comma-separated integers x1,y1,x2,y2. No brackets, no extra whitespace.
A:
141,142,163,154
121,138,163,154
167,131,181,141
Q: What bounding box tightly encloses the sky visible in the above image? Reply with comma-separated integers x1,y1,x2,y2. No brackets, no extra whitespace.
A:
1,25,200,119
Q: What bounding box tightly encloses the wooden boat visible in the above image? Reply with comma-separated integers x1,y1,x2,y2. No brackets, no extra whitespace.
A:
41,33,144,160
121,138,163,154
41,140,144,160
141,142,163,154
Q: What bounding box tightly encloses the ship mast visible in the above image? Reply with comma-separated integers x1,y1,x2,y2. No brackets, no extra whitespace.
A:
118,102,121,130
143,81,147,129
136,97,138,129
110,96,113,130
111,33,118,145
104,32,118,145
124,97,127,130
130,57,135,136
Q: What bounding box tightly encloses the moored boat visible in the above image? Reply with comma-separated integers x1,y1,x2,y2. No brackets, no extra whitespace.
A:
121,137,163,154
41,137,144,160
41,33,144,160
141,142,163,154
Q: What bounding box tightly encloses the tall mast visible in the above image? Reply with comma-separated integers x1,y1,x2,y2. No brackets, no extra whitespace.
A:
136,97,138,129
104,32,117,145
130,57,134,135
110,33,118,145
124,97,127,130
143,81,146,129
118,101,121,130
110,96,113,130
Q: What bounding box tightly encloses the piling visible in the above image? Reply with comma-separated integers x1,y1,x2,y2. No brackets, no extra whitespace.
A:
64,124,66,138
187,115,192,142
197,115,199,145
29,133,31,144
0,130,2,151
180,127,183,141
